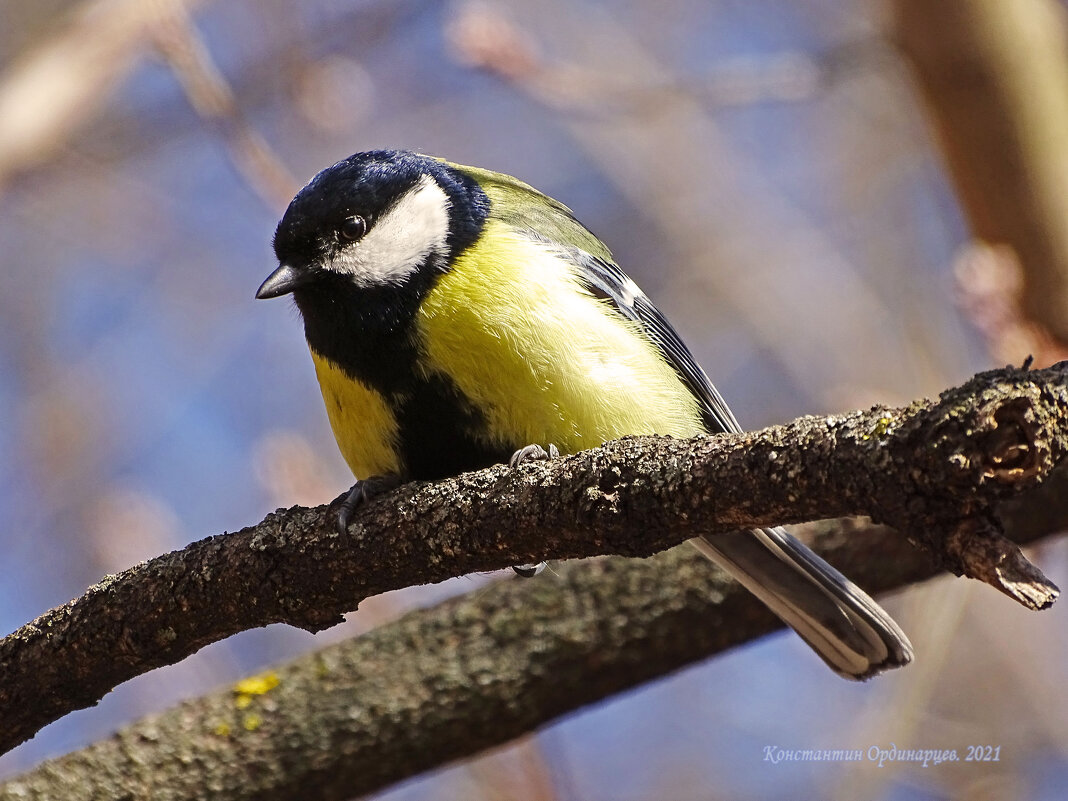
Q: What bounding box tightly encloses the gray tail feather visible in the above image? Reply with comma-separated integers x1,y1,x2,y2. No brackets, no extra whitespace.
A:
690,527,913,679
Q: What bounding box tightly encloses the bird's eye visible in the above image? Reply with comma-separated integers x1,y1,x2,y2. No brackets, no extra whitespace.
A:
338,215,367,241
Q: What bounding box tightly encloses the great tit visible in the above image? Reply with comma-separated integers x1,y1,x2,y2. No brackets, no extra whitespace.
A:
257,149,913,679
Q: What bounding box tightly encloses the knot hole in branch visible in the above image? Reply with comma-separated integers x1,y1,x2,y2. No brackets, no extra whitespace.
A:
982,396,1044,483
580,465,624,517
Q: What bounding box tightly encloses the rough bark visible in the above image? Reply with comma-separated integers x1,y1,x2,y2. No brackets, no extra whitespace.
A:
1,364,1066,779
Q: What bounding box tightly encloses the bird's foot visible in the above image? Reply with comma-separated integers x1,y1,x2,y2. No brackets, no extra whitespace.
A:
507,443,559,577
508,443,560,468
337,473,402,534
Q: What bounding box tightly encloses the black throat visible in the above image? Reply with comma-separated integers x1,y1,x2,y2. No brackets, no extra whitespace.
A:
294,268,435,394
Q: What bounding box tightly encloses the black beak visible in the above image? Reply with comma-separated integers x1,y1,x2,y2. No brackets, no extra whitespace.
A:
256,264,310,299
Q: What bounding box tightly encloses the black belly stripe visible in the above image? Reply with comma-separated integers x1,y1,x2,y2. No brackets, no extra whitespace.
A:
394,372,513,481
297,278,513,480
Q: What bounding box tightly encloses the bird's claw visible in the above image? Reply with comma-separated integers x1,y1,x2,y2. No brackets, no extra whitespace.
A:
507,443,559,578
512,563,546,578
508,443,560,468
336,473,402,533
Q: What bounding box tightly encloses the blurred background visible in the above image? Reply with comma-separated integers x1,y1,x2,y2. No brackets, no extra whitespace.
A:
1,0,1066,798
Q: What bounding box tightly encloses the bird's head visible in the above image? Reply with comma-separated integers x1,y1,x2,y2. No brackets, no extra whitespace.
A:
257,150,487,301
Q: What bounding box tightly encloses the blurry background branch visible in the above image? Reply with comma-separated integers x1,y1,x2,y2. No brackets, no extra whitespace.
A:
894,0,1068,348
0,0,209,189
0,363,1066,766
149,3,297,207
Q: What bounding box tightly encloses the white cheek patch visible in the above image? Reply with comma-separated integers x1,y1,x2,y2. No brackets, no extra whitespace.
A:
330,174,451,286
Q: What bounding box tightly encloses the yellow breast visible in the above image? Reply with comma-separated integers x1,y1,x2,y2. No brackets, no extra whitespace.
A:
310,351,401,479
415,220,705,455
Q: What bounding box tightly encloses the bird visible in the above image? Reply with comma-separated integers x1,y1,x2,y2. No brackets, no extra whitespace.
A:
256,149,913,679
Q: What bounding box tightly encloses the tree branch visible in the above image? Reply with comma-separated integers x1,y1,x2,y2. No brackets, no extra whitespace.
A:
2,520,1064,800
2,364,1066,761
